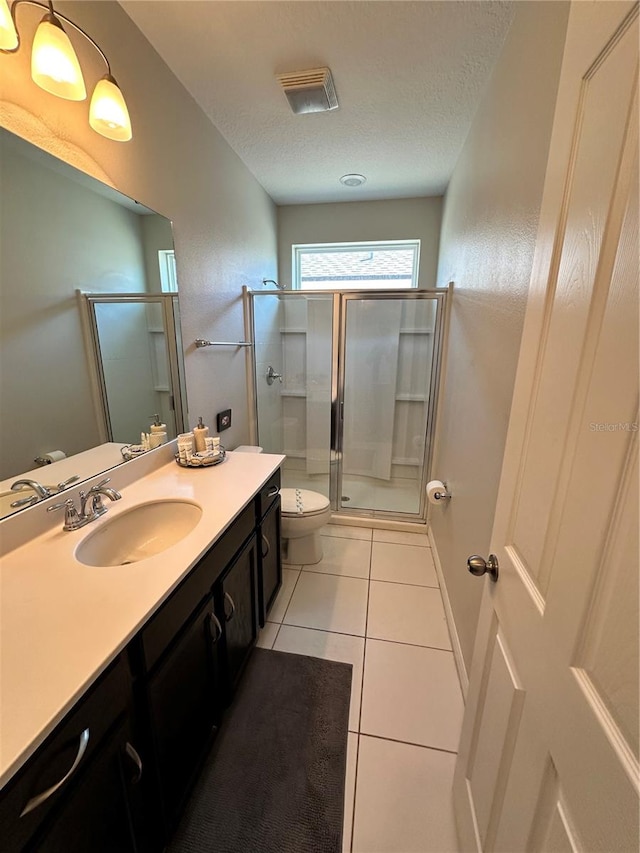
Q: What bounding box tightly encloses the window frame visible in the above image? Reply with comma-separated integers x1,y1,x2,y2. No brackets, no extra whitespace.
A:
291,239,421,291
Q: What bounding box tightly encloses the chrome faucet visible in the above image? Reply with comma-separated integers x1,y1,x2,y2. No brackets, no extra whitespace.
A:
10,479,49,499
48,478,122,531
10,474,81,508
79,479,122,520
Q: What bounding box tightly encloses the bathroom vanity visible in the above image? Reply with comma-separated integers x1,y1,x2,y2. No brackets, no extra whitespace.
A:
0,449,284,851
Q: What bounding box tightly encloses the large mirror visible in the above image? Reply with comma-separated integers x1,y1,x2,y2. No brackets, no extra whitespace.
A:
0,127,188,519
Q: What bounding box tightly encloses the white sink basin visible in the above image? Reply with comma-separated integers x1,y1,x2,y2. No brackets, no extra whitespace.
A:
75,500,202,567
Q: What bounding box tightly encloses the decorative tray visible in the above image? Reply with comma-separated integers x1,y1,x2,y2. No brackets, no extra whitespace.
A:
174,447,226,468
121,444,150,461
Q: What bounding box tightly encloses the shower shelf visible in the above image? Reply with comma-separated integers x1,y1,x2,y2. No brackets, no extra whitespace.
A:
279,327,307,333
399,328,433,334
280,390,307,397
395,393,427,402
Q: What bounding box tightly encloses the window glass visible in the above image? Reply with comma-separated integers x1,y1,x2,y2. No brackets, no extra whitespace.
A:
292,241,420,290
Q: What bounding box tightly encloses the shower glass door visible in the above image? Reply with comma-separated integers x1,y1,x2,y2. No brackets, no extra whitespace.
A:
251,292,335,500
338,293,441,517
250,289,446,521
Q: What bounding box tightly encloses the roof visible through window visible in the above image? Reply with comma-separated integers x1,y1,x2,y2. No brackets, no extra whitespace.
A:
293,241,420,289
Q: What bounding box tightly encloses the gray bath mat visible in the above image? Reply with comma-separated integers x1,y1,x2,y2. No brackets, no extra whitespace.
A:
168,647,352,853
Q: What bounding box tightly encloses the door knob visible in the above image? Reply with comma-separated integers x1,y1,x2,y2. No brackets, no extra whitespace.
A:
467,554,499,582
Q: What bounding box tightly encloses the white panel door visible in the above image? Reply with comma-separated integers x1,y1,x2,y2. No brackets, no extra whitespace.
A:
454,3,639,851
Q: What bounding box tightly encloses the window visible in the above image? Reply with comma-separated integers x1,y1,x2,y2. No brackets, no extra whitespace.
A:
158,249,178,292
292,240,421,290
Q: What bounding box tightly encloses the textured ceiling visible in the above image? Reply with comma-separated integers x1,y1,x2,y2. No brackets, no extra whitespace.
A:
121,1,514,205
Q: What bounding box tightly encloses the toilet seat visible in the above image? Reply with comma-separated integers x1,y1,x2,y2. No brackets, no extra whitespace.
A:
281,488,330,517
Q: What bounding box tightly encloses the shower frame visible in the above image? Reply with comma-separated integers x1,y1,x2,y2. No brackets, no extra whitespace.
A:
244,285,450,523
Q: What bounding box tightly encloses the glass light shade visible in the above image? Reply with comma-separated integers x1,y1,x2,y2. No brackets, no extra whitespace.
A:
0,0,18,50
89,74,132,141
31,14,86,101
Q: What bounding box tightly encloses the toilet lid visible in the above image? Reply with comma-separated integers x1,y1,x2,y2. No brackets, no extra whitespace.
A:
281,488,330,516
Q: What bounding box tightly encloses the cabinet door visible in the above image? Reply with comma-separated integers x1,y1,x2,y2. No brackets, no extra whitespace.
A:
217,533,258,696
146,595,221,828
0,657,130,853
28,719,140,853
258,497,282,626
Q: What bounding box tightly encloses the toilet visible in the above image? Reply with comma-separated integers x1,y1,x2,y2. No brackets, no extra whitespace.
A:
280,487,331,565
234,446,331,565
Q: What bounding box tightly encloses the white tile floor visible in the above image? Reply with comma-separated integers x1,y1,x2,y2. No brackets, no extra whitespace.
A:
256,524,463,852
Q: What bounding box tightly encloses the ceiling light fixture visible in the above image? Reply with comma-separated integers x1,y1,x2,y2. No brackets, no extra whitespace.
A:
340,174,366,187
0,0,132,141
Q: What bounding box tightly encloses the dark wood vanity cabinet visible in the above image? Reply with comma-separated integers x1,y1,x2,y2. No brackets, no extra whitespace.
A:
255,470,282,625
0,656,148,853
144,594,222,830
1,470,282,851
28,717,146,853
216,533,259,695
131,501,262,837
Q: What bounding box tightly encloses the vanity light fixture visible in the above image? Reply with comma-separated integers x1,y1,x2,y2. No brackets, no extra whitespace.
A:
0,0,18,49
0,0,132,141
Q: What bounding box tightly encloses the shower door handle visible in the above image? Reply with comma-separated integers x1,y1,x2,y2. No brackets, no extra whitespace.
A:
340,401,344,421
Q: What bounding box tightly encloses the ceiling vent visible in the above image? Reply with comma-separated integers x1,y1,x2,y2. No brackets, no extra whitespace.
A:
276,67,339,115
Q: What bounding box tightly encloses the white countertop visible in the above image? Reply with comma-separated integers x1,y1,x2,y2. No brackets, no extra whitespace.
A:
0,450,284,789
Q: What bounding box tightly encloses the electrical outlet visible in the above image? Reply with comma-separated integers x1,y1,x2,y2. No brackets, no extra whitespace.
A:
217,409,232,432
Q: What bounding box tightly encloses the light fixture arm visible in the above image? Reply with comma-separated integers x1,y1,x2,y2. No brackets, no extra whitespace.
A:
3,0,111,73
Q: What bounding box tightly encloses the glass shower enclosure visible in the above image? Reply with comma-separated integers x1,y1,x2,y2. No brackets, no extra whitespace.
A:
247,289,447,522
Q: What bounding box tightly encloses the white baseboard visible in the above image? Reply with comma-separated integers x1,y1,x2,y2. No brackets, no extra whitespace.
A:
428,528,469,699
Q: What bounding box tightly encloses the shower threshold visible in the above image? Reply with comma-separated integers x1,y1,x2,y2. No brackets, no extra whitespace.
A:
329,513,429,534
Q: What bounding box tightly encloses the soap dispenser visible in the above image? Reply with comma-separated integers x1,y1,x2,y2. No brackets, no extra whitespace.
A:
149,414,166,434
193,416,210,452
148,414,167,449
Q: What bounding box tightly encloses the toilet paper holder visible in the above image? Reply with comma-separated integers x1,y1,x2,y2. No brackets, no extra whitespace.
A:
433,485,451,501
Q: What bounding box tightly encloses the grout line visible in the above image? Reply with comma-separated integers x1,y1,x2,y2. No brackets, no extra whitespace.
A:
274,622,366,644
272,620,283,648
281,620,366,640
372,539,430,549
364,634,454,654
349,539,373,853
358,731,459,756
322,531,373,543
367,577,441,590
274,567,303,626
301,567,371,581
357,541,373,732
347,734,360,853
272,621,454,654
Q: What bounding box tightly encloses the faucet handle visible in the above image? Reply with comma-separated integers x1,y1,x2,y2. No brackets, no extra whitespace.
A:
47,499,85,531
89,478,111,493
56,475,80,492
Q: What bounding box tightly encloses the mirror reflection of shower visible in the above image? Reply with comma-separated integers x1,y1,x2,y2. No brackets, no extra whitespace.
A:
250,290,446,521
81,293,187,445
